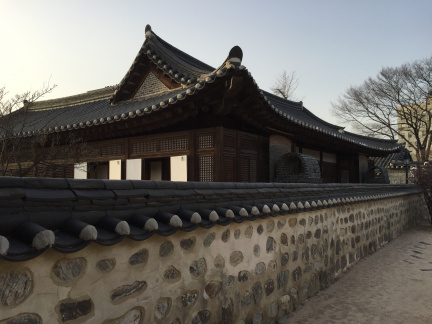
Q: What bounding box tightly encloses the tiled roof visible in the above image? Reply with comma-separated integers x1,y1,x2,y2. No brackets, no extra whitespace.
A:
0,177,418,261
371,148,413,168
6,25,400,154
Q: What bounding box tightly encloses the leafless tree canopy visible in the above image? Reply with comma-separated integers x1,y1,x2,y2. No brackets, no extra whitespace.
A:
0,84,90,177
271,70,302,101
332,56,432,161
414,163,432,224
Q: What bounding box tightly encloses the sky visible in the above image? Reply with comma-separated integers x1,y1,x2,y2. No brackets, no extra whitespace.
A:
1,0,431,126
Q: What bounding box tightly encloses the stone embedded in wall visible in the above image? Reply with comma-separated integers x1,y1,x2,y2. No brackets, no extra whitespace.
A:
299,218,306,226
227,275,235,287
241,291,252,306
290,288,299,304
96,258,116,273
349,252,355,264
281,233,288,246
229,251,244,267
267,300,279,318
191,310,211,324
291,235,295,245
180,237,196,251
299,282,309,301
111,281,147,302
252,282,262,304
257,225,264,235
314,229,321,239
181,290,199,307
335,259,340,272
277,271,289,290
103,307,144,324
268,260,277,272
160,240,174,257
234,229,241,239
298,234,304,245
155,297,172,320
264,279,275,296
0,313,42,324
277,219,286,229
52,257,86,285
190,258,207,278
336,240,341,255
279,294,291,311
266,237,276,253
129,249,148,266
341,255,347,269
266,220,275,232
238,270,250,282
253,244,260,257
204,281,222,298
203,233,215,247
281,252,289,266
222,298,234,323
306,231,312,239
252,309,263,324
292,251,298,262
302,247,310,262
171,318,181,324
245,226,253,238
222,229,230,242
308,216,314,226
58,298,93,322
0,268,33,307
255,262,266,275
292,266,302,282
214,255,225,269
164,266,181,282
311,244,318,259
288,218,297,228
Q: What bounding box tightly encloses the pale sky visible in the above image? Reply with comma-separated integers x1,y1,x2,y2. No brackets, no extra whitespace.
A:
1,0,431,126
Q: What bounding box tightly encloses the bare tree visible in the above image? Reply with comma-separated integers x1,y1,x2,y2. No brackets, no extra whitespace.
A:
0,84,89,177
271,70,302,101
332,56,432,161
414,162,432,224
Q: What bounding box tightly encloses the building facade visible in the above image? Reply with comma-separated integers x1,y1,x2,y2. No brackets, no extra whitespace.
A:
4,25,400,183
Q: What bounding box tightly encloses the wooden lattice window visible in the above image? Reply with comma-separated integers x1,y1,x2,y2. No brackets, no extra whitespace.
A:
240,157,249,182
133,141,158,154
223,156,235,182
132,136,188,154
160,137,188,151
224,133,236,148
198,156,214,182
101,144,123,157
249,158,257,182
240,156,257,182
198,134,214,149
240,135,257,151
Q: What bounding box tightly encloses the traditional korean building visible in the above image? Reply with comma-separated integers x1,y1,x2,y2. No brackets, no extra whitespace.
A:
6,25,400,183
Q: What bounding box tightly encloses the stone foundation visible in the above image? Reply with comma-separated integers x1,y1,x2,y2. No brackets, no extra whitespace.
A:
0,194,422,323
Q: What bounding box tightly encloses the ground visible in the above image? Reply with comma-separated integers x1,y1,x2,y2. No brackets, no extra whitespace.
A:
282,225,432,324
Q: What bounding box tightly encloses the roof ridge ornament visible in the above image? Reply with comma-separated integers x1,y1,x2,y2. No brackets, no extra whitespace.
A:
145,24,152,38
228,46,243,67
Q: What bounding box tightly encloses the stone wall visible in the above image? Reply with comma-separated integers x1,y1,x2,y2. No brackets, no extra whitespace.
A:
0,194,422,323
275,153,322,183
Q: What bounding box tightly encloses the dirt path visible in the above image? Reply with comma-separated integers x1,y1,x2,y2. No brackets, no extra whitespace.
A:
283,226,432,324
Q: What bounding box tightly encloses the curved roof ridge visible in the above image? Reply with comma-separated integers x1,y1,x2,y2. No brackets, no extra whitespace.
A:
150,29,215,74
260,90,303,108
30,86,116,111
343,129,398,144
